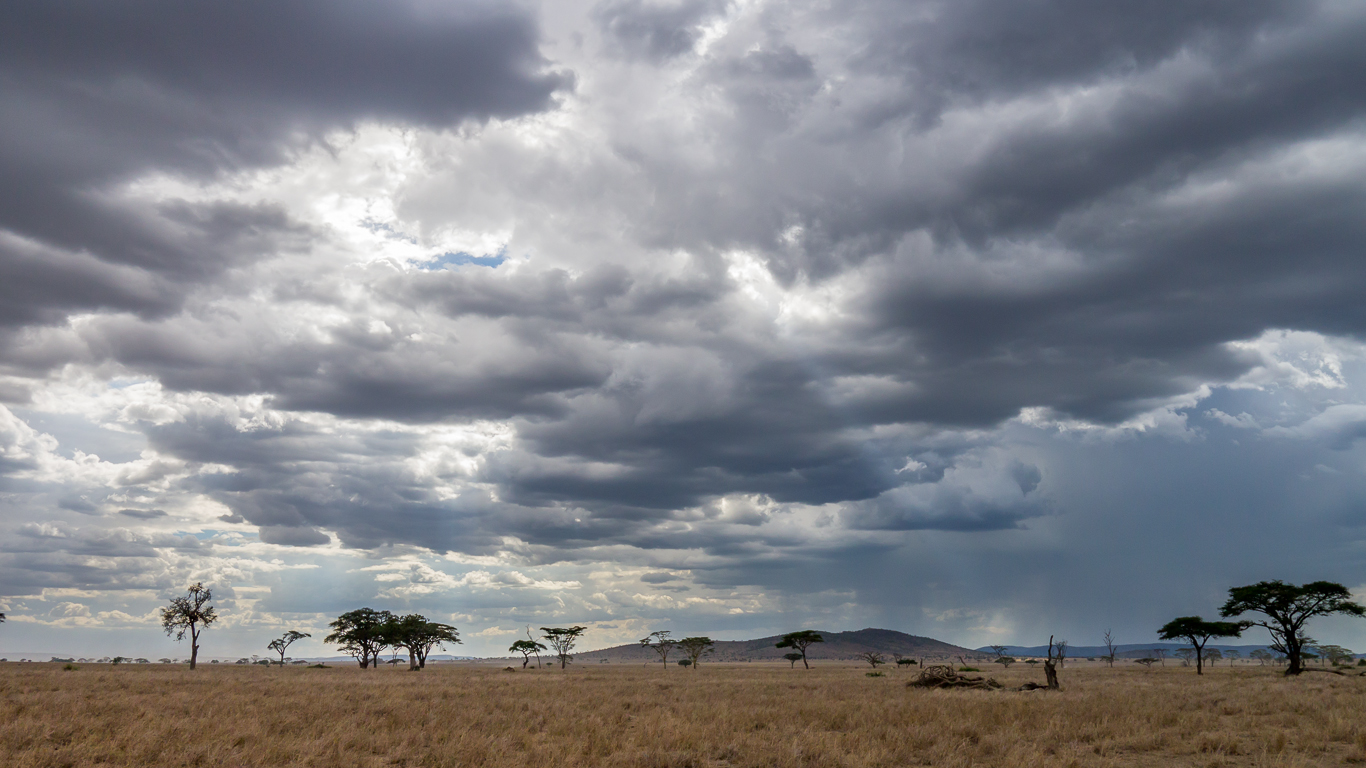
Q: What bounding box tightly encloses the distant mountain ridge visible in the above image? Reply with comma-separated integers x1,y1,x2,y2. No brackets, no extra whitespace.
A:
574,628,983,663
975,643,1280,659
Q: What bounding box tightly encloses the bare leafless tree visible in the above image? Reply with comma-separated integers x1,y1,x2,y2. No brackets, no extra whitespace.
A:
1043,636,1061,690
858,652,885,668
1103,629,1117,667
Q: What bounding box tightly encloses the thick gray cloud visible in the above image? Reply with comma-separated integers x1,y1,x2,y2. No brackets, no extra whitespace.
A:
4,0,1366,654
0,0,569,341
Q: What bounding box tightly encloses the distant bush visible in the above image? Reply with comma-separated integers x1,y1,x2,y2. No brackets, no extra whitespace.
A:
63,663,77,671
958,666,980,672
865,671,884,677
678,659,692,667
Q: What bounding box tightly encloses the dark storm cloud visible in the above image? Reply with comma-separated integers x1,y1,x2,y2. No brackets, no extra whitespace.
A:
5,0,1366,612
0,0,569,338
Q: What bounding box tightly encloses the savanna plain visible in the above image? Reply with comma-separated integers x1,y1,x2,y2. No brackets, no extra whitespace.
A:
2,661,1363,768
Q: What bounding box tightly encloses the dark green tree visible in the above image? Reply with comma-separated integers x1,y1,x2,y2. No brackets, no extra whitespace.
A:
540,626,587,669
783,652,803,668
267,630,310,666
640,631,678,667
1220,580,1366,676
160,583,217,670
775,630,823,669
388,614,460,670
1156,616,1249,675
510,639,547,669
677,637,714,670
325,608,394,669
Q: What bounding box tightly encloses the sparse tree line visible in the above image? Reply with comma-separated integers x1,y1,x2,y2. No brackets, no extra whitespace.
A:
7,579,1362,678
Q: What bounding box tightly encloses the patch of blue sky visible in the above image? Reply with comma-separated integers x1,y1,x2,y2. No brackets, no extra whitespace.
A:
420,249,507,270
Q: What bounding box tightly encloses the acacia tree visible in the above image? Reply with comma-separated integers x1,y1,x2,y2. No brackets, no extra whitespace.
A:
388,615,460,670
541,626,587,669
640,631,678,667
1220,580,1366,676
160,583,217,670
267,630,310,666
677,636,714,670
325,608,394,669
783,652,804,668
510,639,546,669
858,652,885,668
1157,616,1248,675
1103,629,1117,668
1225,649,1242,667
775,630,823,670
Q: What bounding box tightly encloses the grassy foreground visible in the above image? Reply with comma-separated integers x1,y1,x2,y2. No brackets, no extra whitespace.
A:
1,661,1362,767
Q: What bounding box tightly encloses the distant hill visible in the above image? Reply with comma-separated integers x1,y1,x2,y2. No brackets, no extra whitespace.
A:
573,628,983,664
974,643,1279,659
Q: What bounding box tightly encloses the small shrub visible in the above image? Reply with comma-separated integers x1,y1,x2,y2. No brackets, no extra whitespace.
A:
63,663,78,671
866,671,884,677
958,666,981,672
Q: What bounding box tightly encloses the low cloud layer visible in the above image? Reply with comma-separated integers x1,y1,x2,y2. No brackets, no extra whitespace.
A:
3,0,1366,657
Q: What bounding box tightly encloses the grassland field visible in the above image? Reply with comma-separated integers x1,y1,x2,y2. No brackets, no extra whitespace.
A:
2,659,1364,768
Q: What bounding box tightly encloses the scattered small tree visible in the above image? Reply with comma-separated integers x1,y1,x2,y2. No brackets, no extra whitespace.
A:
267,630,311,666
541,626,587,669
1054,639,1068,669
989,645,1014,668
160,583,217,670
1220,580,1366,676
775,630,823,670
1224,649,1242,667
1135,657,1158,668
1174,648,1195,666
783,652,804,668
1250,649,1273,666
677,637,715,670
1318,644,1355,666
510,639,547,669
1103,629,1117,668
1205,648,1224,667
859,652,885,668
640,631,678,667
1157,617,1248,675
678,659,691,667
325,608,394,669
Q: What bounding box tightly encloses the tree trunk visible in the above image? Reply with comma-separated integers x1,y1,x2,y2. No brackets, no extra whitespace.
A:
1285,636,1303,676
802,652,809,670
189,627,199,670
1043,660,1059,690
1195,647,1203,676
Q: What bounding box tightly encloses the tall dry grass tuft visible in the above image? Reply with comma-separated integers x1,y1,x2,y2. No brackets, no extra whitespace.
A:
0,662,1361,767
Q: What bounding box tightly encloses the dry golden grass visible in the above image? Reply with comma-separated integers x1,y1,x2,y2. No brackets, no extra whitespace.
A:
1,660,1362,767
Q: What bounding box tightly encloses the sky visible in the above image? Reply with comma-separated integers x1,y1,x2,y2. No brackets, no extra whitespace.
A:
3,0,1366,661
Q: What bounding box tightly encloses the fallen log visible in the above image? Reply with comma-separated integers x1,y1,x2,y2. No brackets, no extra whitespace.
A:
907,665,1003,690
